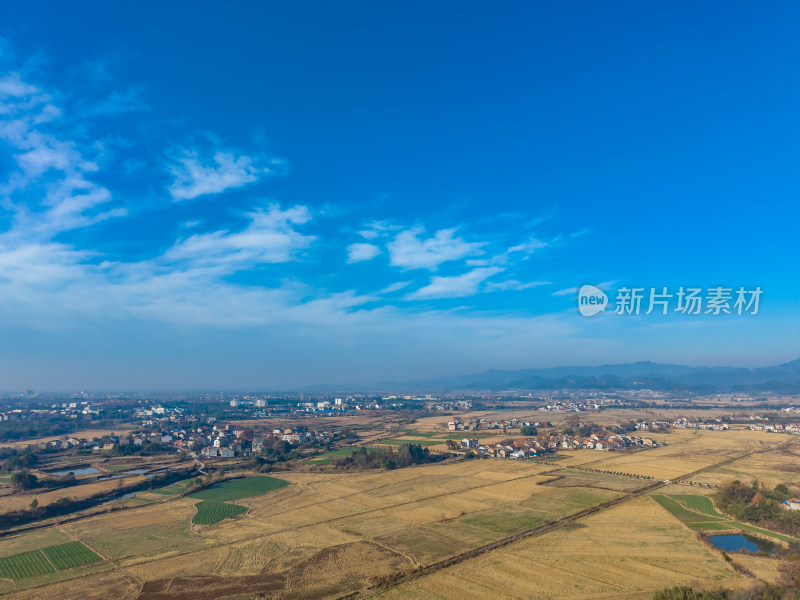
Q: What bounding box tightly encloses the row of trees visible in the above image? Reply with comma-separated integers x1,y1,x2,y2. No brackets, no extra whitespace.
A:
334,444,441,470
654,584,784,600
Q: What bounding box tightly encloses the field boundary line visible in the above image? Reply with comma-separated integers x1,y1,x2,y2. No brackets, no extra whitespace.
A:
38,548,57,572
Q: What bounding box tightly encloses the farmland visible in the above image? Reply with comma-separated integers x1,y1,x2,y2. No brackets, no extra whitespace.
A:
189,476,289,502
0,551,53,580
0,542,100,580
40,542,102,571
0,421,798,598
654,493,798,543
376,494,744,600
193,501,248,525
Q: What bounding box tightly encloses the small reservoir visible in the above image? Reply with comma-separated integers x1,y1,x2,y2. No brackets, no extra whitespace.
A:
709,533,776,555
52,466,101,476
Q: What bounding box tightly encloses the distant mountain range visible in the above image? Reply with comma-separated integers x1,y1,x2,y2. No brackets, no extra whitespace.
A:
305,359,800,394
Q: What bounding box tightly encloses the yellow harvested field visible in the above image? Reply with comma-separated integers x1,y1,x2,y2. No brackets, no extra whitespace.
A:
728,554,791,585
690,440,800,489
1,569,140,600
0,475,147,511
377,495,743,600
553,429,784,479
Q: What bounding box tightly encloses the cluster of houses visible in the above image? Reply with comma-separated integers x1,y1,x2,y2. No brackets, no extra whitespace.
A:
748,422,800,435
460,431,661,459
198,425,344,459
295,398,407,413
425,400,473,411
448,419,551,431
0,403,101,421
17,422,345,460
537,398,638,412
636,418,730,432
636,415,800,435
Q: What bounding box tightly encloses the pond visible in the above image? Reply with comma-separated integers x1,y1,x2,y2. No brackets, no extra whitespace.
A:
52,466,100,476
709,533,777,555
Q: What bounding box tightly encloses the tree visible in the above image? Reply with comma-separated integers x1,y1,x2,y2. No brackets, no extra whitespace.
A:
11,469,37,492
28,499,38,510
520,426,537,436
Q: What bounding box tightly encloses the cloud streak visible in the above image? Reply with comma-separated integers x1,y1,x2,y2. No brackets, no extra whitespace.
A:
168,149,284,201
405,267,502,300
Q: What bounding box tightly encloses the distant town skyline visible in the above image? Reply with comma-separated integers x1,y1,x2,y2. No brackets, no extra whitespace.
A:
0,2,798,390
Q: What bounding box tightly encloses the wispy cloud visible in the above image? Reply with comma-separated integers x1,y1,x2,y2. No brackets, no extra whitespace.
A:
387,227,484,270
168,149,284,201
405,267,502,300
552,280,615,297
486,279,550,292
508,237,548,254
379,281,412,294
0,71,122,237
162,204,314,273
347,242,380,263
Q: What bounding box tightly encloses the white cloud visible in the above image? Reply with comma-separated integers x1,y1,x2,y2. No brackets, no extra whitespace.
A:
0,72,120,237
347,242,380,263
0,71,38,97
388,227,484,270
357,220,398,240
486,280,550,292
168,149,283,201
405,267,502,300
163,204,314,272
379,281,412,294
508,237,548,254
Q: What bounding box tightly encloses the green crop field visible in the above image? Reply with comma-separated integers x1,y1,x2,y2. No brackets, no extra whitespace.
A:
0,550,54,579
669,494,724,517
189,476,288,524
189,475,289,502
0,542,102,579
653,494,798,543
192,500,248,525
41,542,102,570
652,495,723,524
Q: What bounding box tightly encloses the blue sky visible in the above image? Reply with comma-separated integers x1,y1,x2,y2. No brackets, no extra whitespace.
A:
0,2,798,390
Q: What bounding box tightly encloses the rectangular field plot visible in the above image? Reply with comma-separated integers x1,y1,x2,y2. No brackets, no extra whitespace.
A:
42,542,102,570
0,550,54,579
0,542,102,580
